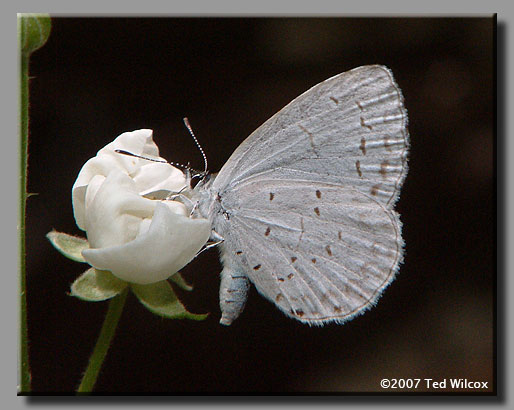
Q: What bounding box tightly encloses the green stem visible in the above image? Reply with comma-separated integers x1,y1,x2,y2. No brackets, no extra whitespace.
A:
77,289,128,394
19,45,30,392
18,14,51,394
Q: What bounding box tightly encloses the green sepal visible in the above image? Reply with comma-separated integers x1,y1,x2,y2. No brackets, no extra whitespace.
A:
71,268,128,302
46,230,89,263
18,14,52,55
169,272,193,291
131,281,208,320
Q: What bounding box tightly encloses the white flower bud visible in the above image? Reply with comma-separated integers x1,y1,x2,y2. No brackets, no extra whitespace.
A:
71,129,210,284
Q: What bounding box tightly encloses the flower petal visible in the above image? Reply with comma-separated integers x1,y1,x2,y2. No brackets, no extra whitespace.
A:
134,162,186,195
82,202,211,284
72,156,120,230
99,129,158,163
85,170,156,248
84,174,106,214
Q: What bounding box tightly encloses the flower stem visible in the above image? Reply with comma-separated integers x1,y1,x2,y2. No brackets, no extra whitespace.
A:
18,14,52,393
77,289,128,394
19,36,30,394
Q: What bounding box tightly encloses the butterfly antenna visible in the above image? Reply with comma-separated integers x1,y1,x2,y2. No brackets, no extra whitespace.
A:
114,149,190,172
183,117,208,175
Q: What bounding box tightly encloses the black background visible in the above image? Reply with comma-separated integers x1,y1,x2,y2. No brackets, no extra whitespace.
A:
26,17,494,393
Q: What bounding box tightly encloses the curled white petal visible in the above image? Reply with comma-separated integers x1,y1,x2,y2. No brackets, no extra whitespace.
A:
98,129,159,175
162,200,188,216
84,170,157,249
100,129,159,159
72,129,186,230
84,174,106,213
82,202,211,284
137,218,152,237
133,162,186,195
72,156,120,230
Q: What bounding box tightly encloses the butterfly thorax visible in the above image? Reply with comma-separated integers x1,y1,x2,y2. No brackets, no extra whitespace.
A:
193,172,219,223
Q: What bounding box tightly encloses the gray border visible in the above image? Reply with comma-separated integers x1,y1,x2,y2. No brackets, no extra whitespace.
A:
5,1,510,409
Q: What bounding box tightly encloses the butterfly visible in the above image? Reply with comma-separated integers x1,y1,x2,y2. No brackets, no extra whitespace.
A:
188,65,409,326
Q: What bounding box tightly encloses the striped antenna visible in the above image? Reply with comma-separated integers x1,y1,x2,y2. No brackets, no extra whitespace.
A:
114,149,190,171
183,117,208,174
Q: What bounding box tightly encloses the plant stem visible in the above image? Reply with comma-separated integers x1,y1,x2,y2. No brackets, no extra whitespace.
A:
77,289,128,394
19,43,30,393
18,14,51,394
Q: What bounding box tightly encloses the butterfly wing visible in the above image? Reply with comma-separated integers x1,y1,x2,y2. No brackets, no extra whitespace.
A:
207,65,408,325
212,65,408,209
216,178,403,325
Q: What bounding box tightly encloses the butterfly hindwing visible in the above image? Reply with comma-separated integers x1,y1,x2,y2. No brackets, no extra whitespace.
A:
216,179,403,325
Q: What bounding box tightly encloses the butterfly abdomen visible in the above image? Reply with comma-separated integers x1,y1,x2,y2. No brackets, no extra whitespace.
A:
218,247,251,325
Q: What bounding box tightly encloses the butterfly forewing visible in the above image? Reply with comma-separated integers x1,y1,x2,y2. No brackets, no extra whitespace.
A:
213,65,409,209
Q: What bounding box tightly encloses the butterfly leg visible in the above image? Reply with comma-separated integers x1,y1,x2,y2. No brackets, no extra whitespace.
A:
219,266,250,326
194,229,225,256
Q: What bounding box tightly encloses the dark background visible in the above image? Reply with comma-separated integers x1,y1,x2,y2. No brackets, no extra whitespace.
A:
26,17,494,393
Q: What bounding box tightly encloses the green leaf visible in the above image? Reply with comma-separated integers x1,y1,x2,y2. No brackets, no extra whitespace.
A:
18,14,52,55
131,281,208,320
71,268,128,302
169,272,193,291
47,230,89,263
